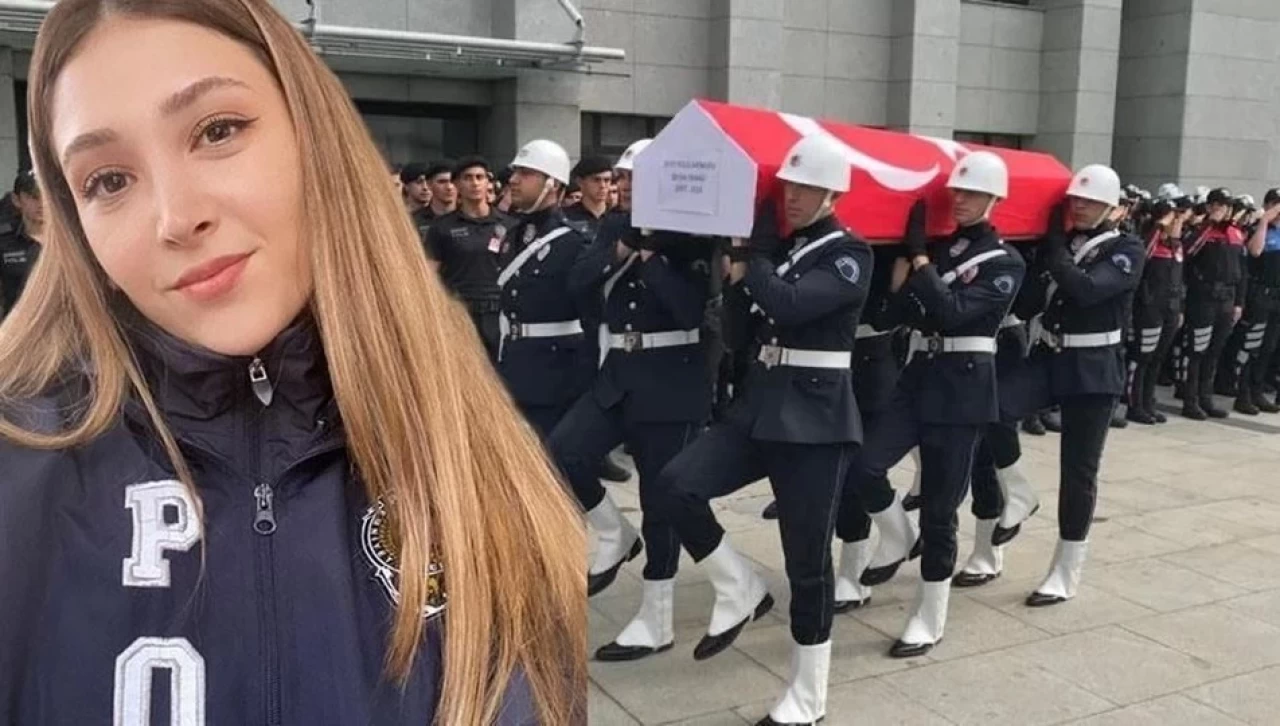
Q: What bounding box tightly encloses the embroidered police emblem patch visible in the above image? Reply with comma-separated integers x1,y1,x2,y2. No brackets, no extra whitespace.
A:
361,498,447,620
835,256,861,285
993,274,1016,295
950,238,970,257
1112,253,1133,275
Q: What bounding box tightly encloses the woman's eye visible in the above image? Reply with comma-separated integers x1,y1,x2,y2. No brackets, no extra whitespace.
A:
197,117,252,147
83,171,130,200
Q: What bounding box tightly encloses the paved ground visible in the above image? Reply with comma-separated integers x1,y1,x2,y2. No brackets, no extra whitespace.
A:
587,392,1280,725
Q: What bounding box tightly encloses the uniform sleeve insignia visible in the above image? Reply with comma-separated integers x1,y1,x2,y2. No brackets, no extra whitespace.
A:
993,274,1016,295
1111,253,1133,275
361,498,447,621
835,256,861,285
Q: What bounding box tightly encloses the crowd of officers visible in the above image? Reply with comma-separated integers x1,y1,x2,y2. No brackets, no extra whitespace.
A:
402,130,1270,725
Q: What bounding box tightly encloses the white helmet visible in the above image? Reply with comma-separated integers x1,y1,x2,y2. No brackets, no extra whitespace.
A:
1066,164,1122,207
946,151,1009,199
776,135,851,193
615,138,652,172
510,139,571,185
1156,182,1183,200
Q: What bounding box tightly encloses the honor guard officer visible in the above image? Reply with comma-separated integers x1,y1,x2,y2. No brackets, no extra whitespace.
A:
1127,197,1186,424
0,169,42,318
847,151,1024,659
424,156,516,362
1235,189,1280,414
563,155,614,240
654,134,869,726
494,140,594,437
1181,187,1246,419
1009,164,1144,607
546,148,715,605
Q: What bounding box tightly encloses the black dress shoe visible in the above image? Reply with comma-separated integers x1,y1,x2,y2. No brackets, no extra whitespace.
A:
859,538,922,586
1258,397,1280,413
1041,410,1062,432
902,492,922,511
952,570,1000,588
693,593,774,661
1110,409,1129,428
1021,415,1047,436
1202,400,1229,419
889,638,938,658
1235,398,1260,415
762,500,779,520
595,640,673,662
1152,410,1168,423
1182,402,1207,420
832,596,870,613
754,715,823,726
991,504,1037,546
1126,407,1158,425
1025,591,1068,607
588,538,643,597
599,456,631,483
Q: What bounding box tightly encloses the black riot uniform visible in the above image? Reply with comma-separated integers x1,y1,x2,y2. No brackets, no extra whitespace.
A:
563,202,609,241
1234,202,1280,413
1006,213,1144,546
0,219,39,318
425,208,516,362
494,206,594,437
849,217,1024,589
547,210,714,582
1127,212,1184,423
1181,211,1247,418
658,210,872,650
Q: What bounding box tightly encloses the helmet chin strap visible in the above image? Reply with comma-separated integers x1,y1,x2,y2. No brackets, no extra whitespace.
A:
802,191,836,229
519,177,556,214
978,196,997,222
1089,205,1113,230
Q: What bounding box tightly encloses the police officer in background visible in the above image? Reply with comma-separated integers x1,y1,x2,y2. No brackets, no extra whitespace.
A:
547,145,715,611
0,169,43,318
847,151,1024,660
494,140,595,436
1009,164,1144,607
1181,187,1246,419
1127,197,1185,424
563,155,614,240
424,156,516,362
400,162,433,232
656,135,870,726
1235,188,1280,414
421,160,458,221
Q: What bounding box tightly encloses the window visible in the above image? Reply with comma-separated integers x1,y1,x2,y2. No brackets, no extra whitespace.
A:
355,99,480,166
581,113,670,160
953,131,1028,150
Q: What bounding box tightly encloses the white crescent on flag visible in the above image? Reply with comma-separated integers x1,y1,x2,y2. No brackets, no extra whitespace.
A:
779,113,941,192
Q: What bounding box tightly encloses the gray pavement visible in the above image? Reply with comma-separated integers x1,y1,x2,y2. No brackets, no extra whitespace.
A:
587,394,1280,725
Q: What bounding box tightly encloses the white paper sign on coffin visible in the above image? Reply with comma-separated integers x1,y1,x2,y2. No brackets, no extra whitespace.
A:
632,102,758,238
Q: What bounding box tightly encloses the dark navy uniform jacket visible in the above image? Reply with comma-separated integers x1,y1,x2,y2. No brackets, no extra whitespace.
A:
723,215,873,444
1014,223,1145,401
570,211,714,424
0,316,536,726
496,207,595,408
562,202,608,242
0,222,38,316
895,221,1025,425
852,246,904,416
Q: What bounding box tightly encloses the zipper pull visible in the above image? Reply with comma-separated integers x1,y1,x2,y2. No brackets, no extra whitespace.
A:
253,482,277,535
248,357,274,406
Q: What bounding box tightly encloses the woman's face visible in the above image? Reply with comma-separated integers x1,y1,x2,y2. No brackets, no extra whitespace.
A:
51,17,310,356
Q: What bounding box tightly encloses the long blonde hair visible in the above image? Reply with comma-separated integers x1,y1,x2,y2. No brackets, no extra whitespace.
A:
3,0,586,723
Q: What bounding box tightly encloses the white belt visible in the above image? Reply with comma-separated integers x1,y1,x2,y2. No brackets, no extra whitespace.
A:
758,345,852,369
506,320,583,341
608,329,700,352
913,335,997,355
1042,329,1123,349
856,324,891,340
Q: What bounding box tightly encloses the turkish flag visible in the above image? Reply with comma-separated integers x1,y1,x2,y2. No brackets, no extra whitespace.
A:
631,99,1072,243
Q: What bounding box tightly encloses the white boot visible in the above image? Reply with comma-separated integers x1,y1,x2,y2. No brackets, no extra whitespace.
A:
993,462,1039,544
694,540,773,660
890,579,950,658
833,539,874,611
595,579,674,661
953,518,1004,588
1027,539,1088,607
763,641,831,725
862,493,919,586
587,495,641,596
902,448,923,510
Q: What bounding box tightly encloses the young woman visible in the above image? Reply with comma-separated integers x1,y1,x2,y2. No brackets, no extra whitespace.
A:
0,1,584,724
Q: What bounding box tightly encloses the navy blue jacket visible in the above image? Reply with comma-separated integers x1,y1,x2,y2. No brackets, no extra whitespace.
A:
496,207,595,408
895,222,1025,425
0,316,536,726
723,216,873,444
570,211,714,424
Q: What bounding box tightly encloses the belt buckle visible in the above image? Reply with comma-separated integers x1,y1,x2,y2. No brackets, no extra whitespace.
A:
926,336,943,355
622,332,643,352
760,345,782,369
507,325,522,342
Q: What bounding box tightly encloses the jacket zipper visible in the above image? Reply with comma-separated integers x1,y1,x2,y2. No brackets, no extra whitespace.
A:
247,357,281,726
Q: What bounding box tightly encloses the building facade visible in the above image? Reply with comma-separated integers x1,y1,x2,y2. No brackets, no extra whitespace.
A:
0,0,1275,194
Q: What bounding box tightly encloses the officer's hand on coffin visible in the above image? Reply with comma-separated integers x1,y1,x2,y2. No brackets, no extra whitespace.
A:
1042,201,1069,265
748,200,783,257
903,199,929,259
